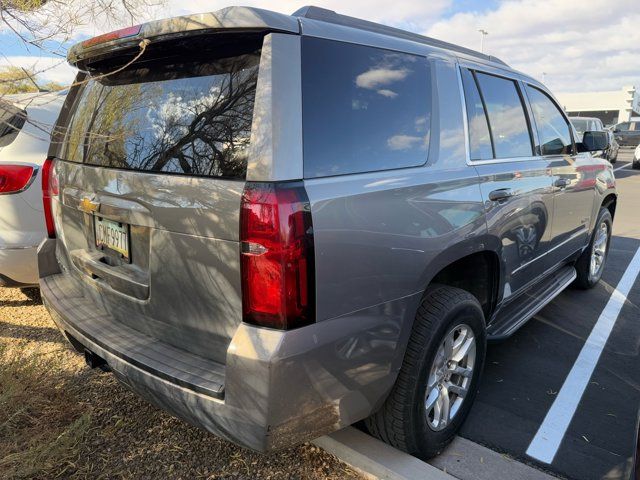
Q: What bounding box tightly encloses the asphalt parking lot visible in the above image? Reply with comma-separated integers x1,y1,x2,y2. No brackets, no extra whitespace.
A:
458,151,640,480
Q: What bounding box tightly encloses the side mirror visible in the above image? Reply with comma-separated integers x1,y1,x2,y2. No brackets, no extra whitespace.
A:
579,130,609,152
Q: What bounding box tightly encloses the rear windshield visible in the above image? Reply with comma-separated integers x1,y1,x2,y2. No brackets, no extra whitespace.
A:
571,119,589,134
60,38,261,179
0,101,27,148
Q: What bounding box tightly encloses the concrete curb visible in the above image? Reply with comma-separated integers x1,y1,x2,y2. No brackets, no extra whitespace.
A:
430,436,558,480
313,427,456,480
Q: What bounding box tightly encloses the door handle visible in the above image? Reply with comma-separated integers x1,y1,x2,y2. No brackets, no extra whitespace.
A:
488,188,514,202
554,178,569,189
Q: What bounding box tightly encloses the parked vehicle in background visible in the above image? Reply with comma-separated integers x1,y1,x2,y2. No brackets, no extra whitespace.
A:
612,120,640,147
569,117,618,163
0,92,65,289
571,117,602,141
604,129,619,163
633,144,640,169
39,5,617,460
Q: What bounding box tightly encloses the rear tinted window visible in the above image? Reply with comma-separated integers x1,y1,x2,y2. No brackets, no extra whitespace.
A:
302,38,431,178
60,43,260,179
571,118,589,134
460,69,493,160
475,72,532,159
0,101,27,148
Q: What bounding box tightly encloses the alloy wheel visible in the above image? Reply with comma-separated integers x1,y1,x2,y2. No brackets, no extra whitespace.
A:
425,324,476,431
590,221,609,279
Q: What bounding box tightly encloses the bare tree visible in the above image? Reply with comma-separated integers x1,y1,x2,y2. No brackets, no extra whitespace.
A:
0,0,163,139
0,0,162,53
0,65,65,93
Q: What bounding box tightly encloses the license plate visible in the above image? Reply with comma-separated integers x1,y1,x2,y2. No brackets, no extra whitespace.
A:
95,217,130,260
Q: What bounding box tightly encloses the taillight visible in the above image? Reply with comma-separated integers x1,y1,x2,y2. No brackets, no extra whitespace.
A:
0,165,35,194
42,158,58,238
240,182,315,330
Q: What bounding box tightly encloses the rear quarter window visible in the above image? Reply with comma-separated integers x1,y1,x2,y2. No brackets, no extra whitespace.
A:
302,38,432,178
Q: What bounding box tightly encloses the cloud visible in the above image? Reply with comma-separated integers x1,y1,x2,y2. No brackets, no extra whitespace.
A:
161,0,452,28
1,0,637,96
351,99,368,110
376,89,398,98
356,68,409,90
387,134,425,151
426,0,640,93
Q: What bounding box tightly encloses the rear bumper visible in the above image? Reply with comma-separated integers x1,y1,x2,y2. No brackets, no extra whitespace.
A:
0,245,39,286
38,238,398,452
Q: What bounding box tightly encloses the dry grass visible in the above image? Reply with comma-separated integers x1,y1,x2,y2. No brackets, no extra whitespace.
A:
0,344,91,479
0,288,362,479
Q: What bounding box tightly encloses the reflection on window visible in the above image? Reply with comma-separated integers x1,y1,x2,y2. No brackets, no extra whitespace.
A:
460,69,493,160
302,37,431,178
0,101,26,148
526,86,572,155
475,73,532,159
570,118,589,135
62,52,260,179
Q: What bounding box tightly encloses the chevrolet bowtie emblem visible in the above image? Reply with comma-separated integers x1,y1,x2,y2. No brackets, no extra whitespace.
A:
79,197,100,213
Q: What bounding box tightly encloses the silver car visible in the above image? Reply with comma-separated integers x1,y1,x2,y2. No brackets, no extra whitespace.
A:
39,6,617,459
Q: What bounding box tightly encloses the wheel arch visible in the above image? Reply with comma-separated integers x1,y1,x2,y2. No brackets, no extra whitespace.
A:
601,192,617,220
416,235,503,323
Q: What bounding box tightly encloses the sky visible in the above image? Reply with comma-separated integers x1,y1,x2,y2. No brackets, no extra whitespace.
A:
1,0,638,94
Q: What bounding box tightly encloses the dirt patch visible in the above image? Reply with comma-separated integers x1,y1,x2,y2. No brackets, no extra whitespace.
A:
0,287,362,480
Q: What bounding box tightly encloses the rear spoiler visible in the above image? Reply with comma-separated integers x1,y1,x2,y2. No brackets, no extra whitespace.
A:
68,6,300,70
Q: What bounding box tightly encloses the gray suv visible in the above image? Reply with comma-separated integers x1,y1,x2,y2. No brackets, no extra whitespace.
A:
39,6,617,459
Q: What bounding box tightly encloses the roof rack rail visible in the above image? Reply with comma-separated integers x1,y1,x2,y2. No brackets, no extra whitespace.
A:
292,5,508,67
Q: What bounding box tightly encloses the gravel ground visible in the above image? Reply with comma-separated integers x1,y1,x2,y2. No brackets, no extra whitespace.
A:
0,287,363,480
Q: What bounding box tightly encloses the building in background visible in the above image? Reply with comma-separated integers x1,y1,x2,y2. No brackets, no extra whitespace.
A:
556,86,640,126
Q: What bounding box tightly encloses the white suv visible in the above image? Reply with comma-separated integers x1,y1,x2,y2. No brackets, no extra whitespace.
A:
0,92,65,288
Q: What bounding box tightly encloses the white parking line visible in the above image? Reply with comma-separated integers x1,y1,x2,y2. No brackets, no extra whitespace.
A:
526,246,640,464
613,163,630,172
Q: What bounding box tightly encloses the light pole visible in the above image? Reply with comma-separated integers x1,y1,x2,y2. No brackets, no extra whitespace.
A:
478,29,488,53
542,72,547,84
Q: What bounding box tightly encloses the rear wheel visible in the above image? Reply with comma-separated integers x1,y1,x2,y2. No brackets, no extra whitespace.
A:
365,285,486,459
574,207,612,289
633,160,640,170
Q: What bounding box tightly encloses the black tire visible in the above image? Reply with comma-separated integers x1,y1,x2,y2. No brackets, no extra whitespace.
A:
574,207,612,289
365,285,486,459
633,160,640,170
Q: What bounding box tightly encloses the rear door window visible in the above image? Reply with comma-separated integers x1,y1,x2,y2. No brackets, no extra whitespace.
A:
525,85,573,155
474,72,533,159
60,40,261,179
302,37,431,178
460,68,493,160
